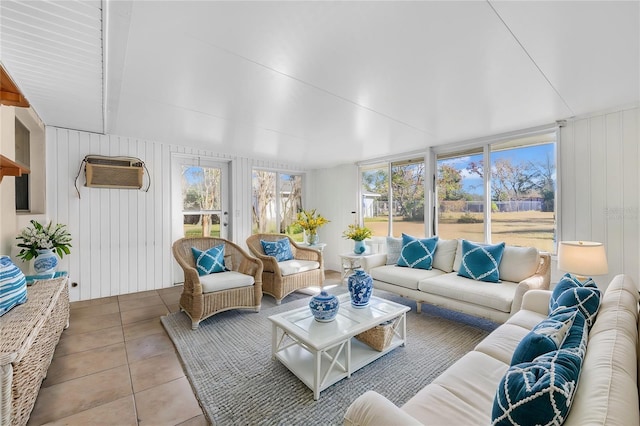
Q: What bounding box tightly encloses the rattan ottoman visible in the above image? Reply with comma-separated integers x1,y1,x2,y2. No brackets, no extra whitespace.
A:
0,276,69,426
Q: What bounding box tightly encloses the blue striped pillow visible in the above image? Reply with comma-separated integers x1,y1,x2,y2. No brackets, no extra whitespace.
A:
0,256,27,316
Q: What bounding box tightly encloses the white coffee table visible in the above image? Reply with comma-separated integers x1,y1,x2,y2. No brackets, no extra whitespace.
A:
269,293,410,399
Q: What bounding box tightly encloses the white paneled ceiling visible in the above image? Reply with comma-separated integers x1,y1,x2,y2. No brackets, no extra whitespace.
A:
0,0,104,133
1,1,638,168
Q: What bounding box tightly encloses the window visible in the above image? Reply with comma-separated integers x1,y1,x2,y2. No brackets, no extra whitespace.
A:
180,163,227,238
361,157,425,237
437,147,484,242
15,118,29,211
436,131,557,252
252,170,303,240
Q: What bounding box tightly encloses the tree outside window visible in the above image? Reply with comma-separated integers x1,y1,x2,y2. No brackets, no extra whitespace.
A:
361,157,426,237
252,170,303,240
436,132,557,252
181,165,222,237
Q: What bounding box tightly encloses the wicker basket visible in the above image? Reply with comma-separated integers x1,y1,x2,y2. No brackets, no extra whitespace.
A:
355,320,395,351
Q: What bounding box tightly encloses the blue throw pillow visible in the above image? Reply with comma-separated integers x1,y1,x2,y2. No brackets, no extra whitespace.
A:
550,273,601,327
457,240,505,283
191,245,226,276
260,238,294,262
0,255,28,317
510,310,576,365
493,312,588,426
397,234,438,270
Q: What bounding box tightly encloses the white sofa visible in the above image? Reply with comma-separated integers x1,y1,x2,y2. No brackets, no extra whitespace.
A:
361,238,551,323
344,274,640,425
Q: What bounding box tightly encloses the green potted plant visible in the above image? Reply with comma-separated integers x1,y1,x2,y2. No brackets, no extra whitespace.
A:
16,220,72,274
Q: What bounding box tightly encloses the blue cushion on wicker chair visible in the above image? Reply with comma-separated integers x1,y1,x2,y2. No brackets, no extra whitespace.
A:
192,244,226,276
260,238,294,262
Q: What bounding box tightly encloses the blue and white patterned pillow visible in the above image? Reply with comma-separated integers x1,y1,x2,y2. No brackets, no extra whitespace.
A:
191,245,226,276
457,240,505,283
550,273,601,327
493,313,588,426
260,238,294,262
0,255,27,317
510,310,576,365
397,234,438,270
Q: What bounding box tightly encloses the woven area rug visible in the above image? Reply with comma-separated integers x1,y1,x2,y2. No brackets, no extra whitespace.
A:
161,289,497,425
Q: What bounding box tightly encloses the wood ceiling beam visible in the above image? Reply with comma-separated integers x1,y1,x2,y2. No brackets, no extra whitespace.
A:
0,64,30,108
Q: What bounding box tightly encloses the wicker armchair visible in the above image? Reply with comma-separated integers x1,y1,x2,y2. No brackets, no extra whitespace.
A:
246,234,324,305
172,237,263,330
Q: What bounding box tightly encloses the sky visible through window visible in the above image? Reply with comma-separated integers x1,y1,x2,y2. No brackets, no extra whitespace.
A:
439,144,555,196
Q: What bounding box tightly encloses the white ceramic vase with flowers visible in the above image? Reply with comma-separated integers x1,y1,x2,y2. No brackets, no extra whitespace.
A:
16,220,72,275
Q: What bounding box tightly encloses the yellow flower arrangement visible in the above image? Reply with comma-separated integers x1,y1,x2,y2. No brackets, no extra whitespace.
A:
342,224,372,241
295,209,330,236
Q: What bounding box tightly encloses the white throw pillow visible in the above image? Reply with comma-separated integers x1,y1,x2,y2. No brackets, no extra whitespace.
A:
499,246,540,283
432,238,457,272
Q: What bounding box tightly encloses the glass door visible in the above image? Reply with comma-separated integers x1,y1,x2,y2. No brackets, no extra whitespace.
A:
171,155,229,283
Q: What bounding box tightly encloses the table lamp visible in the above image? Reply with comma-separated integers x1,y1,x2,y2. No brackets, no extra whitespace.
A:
557,241,609,281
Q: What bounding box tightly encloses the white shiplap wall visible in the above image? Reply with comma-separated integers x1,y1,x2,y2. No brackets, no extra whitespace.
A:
559,107,640,289
46,127,306,301
45,105,640,301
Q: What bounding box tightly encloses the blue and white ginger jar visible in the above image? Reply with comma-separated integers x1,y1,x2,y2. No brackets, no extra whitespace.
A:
33,249,58,275
348,269,373,308
309,291,339,322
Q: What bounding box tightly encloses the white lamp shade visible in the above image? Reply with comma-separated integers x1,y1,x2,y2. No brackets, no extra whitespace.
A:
557,241,609,276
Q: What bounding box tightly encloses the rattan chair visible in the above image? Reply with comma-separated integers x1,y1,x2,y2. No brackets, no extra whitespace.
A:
172,237,263,329
246,233,324,304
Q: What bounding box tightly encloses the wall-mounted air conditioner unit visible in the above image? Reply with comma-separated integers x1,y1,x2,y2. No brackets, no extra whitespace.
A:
84,155,144,189
74,155,149,198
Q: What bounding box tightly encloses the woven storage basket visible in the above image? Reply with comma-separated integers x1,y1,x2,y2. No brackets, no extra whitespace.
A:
355,320,394,351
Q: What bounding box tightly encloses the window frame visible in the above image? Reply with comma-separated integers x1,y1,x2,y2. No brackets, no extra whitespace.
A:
251,168,305,238
358,154,428,238
431,124,560,253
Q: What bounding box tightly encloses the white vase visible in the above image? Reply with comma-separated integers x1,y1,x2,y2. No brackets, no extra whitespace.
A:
33,249,59,275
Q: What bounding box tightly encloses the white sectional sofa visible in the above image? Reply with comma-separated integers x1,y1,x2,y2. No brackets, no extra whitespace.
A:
344,274,640,425
361,238,551,323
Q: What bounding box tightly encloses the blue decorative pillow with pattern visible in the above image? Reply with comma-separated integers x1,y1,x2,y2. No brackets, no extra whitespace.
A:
260,238,294,262
457,240,505,283
191,245,226,276
493,313,588,426
0,255,28,317
510,310,577,365
397,234,438,270
550,273,601,328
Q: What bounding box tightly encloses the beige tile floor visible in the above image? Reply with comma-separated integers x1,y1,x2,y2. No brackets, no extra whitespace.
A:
28,270,343,425
28,285,208,426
